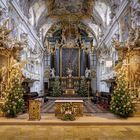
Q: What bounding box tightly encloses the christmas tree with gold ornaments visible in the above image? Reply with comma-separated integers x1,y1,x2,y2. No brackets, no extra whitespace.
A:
110,68,135,118
2,65,24,117
0,18,26,117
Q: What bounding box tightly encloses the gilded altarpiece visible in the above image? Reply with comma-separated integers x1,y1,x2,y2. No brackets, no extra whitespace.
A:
114,48,140,92
113,26,140,116
121,49,140,116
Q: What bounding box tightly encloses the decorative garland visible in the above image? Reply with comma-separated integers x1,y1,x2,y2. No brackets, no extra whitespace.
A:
61,103,75,121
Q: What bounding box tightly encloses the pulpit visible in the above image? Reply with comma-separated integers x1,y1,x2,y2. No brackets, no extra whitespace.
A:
29,100,41,120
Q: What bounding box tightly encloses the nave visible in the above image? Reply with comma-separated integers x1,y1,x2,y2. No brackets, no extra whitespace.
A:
0,0,140,139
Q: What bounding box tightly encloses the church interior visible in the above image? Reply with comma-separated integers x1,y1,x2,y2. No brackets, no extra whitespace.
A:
0,0,140,139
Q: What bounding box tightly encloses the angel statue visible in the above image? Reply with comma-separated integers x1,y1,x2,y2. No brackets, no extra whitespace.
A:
67,68,73,77
50,68,55,78
85,68,91,78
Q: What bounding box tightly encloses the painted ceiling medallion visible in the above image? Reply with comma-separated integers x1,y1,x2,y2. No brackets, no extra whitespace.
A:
47,0,93,21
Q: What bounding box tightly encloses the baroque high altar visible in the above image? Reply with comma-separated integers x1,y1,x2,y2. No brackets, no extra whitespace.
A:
45,23,94,95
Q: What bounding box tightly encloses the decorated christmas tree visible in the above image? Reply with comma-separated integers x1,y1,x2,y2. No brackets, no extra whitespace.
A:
51,78,62,97
78,78,88,97
0,19,25,117
2,64,24,117
110,69,135,117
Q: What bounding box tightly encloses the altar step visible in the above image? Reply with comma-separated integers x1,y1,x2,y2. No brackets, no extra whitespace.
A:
1,113,140,126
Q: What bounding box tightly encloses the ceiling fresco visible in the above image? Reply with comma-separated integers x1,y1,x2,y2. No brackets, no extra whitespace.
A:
47,0,93,21
27,0,116,44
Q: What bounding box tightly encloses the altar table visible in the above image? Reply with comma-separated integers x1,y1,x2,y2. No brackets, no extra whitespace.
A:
55,100,83,117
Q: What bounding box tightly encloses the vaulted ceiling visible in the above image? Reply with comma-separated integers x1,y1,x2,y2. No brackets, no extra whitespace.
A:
21,0,121,45
29,0,104,29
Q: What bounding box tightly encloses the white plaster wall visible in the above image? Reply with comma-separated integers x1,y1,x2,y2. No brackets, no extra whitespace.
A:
95,0,129,93
0,0,7,8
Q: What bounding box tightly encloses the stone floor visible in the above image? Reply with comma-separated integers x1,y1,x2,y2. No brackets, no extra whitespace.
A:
0,99,140,140
0,125,140,140
0,113,140,126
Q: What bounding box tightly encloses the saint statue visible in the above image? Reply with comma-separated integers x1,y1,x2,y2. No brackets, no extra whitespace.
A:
85,68,91,78
67,68,73,77
50,68,55,78
61,28,66,45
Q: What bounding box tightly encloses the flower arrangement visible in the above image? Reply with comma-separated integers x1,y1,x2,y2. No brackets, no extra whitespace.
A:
61,103,75,121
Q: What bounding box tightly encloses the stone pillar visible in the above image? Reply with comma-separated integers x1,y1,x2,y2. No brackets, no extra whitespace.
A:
56,48,60,76
80,50,85,76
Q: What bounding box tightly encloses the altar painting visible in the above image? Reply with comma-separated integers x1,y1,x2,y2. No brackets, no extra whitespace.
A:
62,48,79,77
